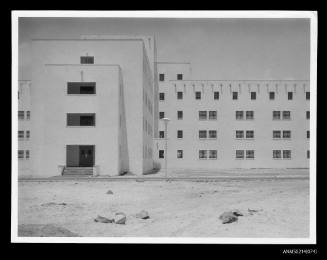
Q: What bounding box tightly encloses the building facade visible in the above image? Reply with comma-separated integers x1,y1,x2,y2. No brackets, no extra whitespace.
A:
18,35,310,177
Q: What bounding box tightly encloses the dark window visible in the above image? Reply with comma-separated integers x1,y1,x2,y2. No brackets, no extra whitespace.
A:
236,111,243,120
26,130,30,139
199,150,207,159
177,150,183,158
209,130,217,139
18,111,24,120
236,130,244,139
18,150,24,159
307,150,310,159
18,131,24,139
306,111,310,119
273,130,281,139
159,112,165,119
251,92,256,100
282,111,291,120
25,150,30,159
246,111,254,120
67,82,96,94
273,111,281,120
80,56,94,64
177,130,183,139
195,91,201,100
236,150,244,159
283,150,291,159
209,150,217,159
209,111,217,120
273,150,281,159
288,92,293,100
199,130,207,139
246,130,254,139
26,111,30,120
269,92,275,100
307,130,310,139
283,130,291,139
67,113,95,126
177,92,183,100
177,74,183,80
159,93,165,101
214,91,219,100
306,92,310,100
177,111,183,120
199,111,207,120
159,74,165,81
159,131,165,138
159,150,164,159
246,150,255,159
232,92,238,100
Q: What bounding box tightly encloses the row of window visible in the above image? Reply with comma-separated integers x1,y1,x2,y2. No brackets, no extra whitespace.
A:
18,130,30,139
158,149,310,159
18,150,30,159
159,73,183,82
18,111,31,120
159,91,310,101
159,110,310,121
159,130,309,140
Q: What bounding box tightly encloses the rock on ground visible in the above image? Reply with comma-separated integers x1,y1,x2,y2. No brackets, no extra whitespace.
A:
136,210,150,219
18,224,79,237
94,215,114,223
219,211,238,224
106,190,114,195
114,212,126,224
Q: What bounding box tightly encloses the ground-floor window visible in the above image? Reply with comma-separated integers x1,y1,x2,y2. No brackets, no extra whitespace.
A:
246,150,255,159
307,150,310,159
159,150,164,159
273,150,282,159
236,150,244,159
283,150,291,159
25,150,30,159
177,150,183,158
199,150,207,159
208,150,217,159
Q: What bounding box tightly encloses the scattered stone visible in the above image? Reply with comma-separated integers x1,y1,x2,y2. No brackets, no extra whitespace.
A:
18,224,79,237
248,208,263,213
106,190,114,195
232,209,243,216
94,215,114,223
219,211,238,224
114,212,126,224
41,202,67,207
136,210,150,219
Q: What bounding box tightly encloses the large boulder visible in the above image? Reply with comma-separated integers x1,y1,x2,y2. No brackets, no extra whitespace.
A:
114,212,126,224
219,211,238,224
136,210,150,219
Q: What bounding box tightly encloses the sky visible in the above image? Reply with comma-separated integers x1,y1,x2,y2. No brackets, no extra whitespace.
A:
18,17,310,80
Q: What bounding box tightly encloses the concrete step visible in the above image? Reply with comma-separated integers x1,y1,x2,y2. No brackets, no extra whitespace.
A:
63,167,93,176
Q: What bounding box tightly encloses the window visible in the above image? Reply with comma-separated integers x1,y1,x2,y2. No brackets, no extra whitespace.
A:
67,113,95,126
283,130,291,139
306,111,310,119
159,131,165,139
199,130,207,139
199,111,207,120
306,92,310,100
307,130,310,139
26,111,30,120
246,130,254,139
177,92,183,100
26,130,30,139
236,111,244,120
159,74,165,82
307,150,310,159
18,131,24,139
236,130,244,139
273,150,281,159
177,111,183,120
195,91,201,100
273,111,281,120
209,111,217,120
67,82,96,94
214,91,219,100
246,150,254,159
236,150,244,159
246,111,254,120
209,130,217,139
80,56,94,64
209,150,217,159
18,150,24,159
288,92,293,100
251,92,256,100
159,112,165,119
177,130,183,139
232,92,238,100
199,150,207,159
283,150,291,159
273,130,281,139
159,93,165,101
159,150,164,159
25,150,30,159
18,111,24,120
177,150,183,159
177,74,183,80
269,92,275,100
283,111,291,120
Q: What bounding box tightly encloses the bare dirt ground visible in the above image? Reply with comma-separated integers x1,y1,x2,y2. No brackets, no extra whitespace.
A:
18,178,309,237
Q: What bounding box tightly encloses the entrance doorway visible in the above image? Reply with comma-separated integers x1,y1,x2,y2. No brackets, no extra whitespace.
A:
66,145,95,167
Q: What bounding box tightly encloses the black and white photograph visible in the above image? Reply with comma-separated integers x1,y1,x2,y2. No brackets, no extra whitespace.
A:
11,11,317,244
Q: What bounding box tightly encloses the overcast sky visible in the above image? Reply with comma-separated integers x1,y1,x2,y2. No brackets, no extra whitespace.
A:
19,17,310,80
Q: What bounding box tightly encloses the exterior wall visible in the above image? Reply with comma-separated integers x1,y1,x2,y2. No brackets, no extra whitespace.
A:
155,63,310,170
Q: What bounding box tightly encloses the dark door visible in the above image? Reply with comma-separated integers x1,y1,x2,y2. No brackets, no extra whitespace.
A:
79,145,94,167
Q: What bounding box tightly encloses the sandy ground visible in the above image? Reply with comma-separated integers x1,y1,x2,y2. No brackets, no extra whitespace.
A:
18,178,309,237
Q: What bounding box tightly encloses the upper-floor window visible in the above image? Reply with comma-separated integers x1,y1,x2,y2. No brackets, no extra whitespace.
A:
67,82,96,94
209,111,217,120
236,111,244,120
283,150,291,159
214,91,219,100
306,111,310,119
159,74,165,82
273,130,281,139
80,56,94,64
283,130,291,139
199,111,207,120
177,91,183,100
307,130,310,139
251,92,256,100
177,111,183,120
18,150,24,159
177,150,183,159
273,150,282,159
269,92,275,100
159,112,165,119
195,91,201,100
199,130,207,139
246,130,254,139
26,130,30,139
25,150,30,159
177,74,183,80
246,150,255,159
209,150,217,159
159,93,165,101
208,130,217,139
236,130,244,139
232,92,238,100
159,150,164,158
199,150,207,159
177,130,183,139
273,111,281,120
236,150,244,159
18,111,24,120
283,111,291,120
307,150,310,159
288,92,293,100
159,131,165,139
18,131,24,139
306,92,310,100
246,111,254,120
26,111,30,120
67,113,95,126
